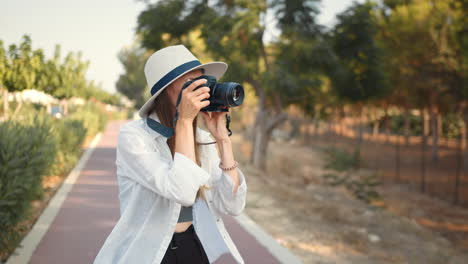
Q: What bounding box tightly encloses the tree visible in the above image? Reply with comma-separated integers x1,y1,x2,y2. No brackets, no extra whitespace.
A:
329,1,390,148
136,0,327,170
1,35,45,117
36,44,64,96
0,36,120,118
378,0,460,162
0,40,8,118
53,51,89,100
270,0,330,118
116,44,149,109
447,0,468,169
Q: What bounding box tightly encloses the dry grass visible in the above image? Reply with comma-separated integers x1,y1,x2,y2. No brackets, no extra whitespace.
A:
232,131,468,264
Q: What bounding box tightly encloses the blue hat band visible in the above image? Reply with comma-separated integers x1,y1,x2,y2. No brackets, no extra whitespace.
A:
150,60,202,96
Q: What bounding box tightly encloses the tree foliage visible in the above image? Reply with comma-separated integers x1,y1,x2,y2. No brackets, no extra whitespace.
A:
116,44,149,108
133,0,467,168
0,35,121,106
330,1,389,103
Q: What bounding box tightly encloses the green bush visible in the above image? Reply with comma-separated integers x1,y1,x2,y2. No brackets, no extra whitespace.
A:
49,119,87,175
323,147,362,171
322,171,382,203
0,102,108,260
107,108,133,120
321,147,381,203
0,117,57,253
68,102,108,138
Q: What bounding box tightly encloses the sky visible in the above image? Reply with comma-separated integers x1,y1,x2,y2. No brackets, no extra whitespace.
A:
1,0,362,94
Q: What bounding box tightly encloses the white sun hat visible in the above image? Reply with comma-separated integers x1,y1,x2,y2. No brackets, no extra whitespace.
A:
138,44,228,118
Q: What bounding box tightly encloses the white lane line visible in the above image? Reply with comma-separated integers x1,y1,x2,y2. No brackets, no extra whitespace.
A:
233,212,304,264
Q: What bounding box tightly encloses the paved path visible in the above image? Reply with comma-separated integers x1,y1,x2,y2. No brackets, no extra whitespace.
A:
28,121,283,264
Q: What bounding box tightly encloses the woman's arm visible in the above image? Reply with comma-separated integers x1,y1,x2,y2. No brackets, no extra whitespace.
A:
116,124,211,206
207,138,247,216
175,119,196,163
216,138,241,194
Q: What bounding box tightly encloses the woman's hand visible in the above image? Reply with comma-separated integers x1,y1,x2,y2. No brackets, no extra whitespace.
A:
178,78,211,122
200,107,230,141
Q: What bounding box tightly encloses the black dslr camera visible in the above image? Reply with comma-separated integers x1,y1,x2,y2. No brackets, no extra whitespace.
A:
181,75,244,112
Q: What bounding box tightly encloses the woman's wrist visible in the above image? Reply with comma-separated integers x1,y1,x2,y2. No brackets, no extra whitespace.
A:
175,119,193,136
177,118,193,127
216,137,231,144
217,138,235,166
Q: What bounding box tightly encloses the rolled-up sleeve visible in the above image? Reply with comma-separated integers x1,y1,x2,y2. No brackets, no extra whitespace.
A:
208,144,247,216
116,126,211,207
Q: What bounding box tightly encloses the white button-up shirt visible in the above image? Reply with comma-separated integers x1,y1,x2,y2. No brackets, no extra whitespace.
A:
93,112,247,264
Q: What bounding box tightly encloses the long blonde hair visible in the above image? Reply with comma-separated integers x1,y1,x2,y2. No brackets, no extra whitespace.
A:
148,87,212,201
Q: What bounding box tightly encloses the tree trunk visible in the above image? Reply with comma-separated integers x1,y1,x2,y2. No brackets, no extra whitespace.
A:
12,99,23,117
313,105,320,137
421,107,428,193
250,108,287,171
373,111,379,139
395,134,400,182
421,130,427,193
423,108,430,140
357,102,364,148
463,109,468,172
338,105,344,136
384,107,390,143
437,113,443,142
342,105,348,137
301,118,307,143
249,108,263,164
252,117,269,170
63,100,68,116
247,78,288,171
461,113,466,150
313,117,319,136
430,105,439,162
2,87,9,119
455,106,465,203
304,118,314,144
404,106,411,146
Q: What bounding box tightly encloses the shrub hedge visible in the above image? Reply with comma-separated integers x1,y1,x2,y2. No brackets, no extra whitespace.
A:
0,116,57,254
49,118,87,175
0,102,108,260
68,102,108,139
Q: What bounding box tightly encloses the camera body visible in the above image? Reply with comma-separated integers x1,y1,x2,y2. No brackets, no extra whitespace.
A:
181,75,244,112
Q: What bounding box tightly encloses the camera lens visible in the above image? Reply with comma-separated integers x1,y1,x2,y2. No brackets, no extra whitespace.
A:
230,84,244,106
215,82,244,107
233,86,241,101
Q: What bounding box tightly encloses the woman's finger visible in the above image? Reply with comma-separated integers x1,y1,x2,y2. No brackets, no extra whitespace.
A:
192,86,210,97
195,92,210,102
199,100,211,108
201,112,213,125
184,78,207,94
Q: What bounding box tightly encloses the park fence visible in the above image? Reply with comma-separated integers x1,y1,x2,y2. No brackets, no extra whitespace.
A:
293,118,468,207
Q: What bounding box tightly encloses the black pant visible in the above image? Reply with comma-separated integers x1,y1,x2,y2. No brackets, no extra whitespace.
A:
161,224,210,264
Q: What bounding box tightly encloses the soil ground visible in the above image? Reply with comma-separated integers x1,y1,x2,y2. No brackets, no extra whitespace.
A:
231,132,468,264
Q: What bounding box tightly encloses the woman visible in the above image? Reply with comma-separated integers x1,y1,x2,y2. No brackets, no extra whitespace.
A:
93,45,247,264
